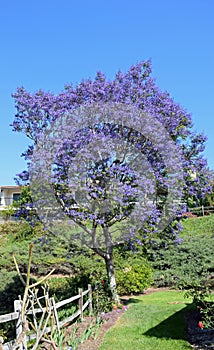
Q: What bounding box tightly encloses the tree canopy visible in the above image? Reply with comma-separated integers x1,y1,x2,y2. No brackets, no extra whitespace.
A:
12,60,211,301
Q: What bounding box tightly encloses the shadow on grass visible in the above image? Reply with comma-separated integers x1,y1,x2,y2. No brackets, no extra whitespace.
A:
121,297,141,306
143,304,193,340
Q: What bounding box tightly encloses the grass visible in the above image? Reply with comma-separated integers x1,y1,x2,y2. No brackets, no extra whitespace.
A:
99,291,193,350
181,215,214,237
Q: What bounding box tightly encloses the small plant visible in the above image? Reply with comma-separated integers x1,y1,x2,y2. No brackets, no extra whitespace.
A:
93,280,113,314
184,283,214,329
57,305,77,322
52,329,66,350
0,329,7,342
67,324,79,350
66,317,103,349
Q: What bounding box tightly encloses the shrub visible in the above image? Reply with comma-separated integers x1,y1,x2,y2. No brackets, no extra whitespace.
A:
115,252,153,295
69,250,153,296
150,233,214,288
0,270,25,314
184,282,214,329
0,221,22,236
0,221,44,242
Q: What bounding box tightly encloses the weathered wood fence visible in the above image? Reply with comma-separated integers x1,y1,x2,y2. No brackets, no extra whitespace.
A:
0,284,92,350
188,205,214,216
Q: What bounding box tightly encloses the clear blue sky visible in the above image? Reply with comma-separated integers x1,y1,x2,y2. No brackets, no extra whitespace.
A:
0,0,213,185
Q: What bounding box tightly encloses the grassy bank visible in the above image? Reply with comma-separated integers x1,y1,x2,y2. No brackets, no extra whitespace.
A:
181,215,214,237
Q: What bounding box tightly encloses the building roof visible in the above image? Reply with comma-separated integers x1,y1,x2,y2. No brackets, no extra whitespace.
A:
0,186,21,190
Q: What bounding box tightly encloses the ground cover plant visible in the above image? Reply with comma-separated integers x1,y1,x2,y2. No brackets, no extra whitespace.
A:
147,216,214,288
99,290,193,350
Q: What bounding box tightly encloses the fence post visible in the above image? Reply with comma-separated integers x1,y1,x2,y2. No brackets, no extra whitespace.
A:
14,299,27,350
88,284,93,316
50,297,60,334
202,205,204,216
78,288,83,321
0,336,3,350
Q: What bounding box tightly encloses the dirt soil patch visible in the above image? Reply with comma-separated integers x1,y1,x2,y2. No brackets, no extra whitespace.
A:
63,308,126,350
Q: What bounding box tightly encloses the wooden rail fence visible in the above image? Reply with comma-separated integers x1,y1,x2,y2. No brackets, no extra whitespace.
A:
187,205,214,216
0,284,93,350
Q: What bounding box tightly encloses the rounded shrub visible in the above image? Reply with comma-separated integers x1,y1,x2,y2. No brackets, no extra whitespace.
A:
115,253,153,295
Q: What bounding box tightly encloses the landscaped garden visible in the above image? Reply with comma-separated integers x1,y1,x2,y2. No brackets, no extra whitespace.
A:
1,60,213,349
0,214,213,349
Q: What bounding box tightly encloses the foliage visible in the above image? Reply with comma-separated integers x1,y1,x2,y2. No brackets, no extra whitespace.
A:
184,283,214,329
115,252,153,295
0,221,24,236
0,221,73,275
202,183,214,206
0,204,16,221
143,216,214,288
0,270,26,313
0,220,44,242
47,277,74,301
150,232,214,288
47,250,153,310
12,185,38,222
180,216,214,330
199,170,214,207
51,316,103,350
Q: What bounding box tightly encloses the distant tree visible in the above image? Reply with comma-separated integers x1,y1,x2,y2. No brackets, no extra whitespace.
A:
12,60,211,302
11,186,37,222
200,170,214,207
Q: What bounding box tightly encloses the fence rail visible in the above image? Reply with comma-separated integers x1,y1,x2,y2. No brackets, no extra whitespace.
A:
0,285,92,350
187,205,214,216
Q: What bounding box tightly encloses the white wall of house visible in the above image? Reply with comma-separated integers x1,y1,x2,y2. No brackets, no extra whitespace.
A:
0,186,21,209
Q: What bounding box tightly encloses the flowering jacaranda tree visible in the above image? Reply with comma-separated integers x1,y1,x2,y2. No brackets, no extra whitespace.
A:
12,60,211,302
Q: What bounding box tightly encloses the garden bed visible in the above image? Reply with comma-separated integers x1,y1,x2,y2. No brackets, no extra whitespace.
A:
186,309,214,349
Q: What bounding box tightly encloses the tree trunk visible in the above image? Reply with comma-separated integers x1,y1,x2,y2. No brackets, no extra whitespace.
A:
104,245,120,304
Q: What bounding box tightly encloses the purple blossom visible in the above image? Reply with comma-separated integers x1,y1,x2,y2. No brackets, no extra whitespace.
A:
11,60,212,301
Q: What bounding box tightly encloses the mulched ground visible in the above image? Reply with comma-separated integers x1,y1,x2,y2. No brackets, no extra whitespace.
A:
186,309,214,350
68,310,125,350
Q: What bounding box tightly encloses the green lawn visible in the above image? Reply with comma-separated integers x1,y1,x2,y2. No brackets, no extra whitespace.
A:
99,291,193,350
181,215,214,237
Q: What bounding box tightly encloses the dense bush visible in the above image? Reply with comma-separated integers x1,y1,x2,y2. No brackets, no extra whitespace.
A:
115,252,153,295
150,233,214,288
69,250,153,295
46,250,153,309
0,270,25,313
